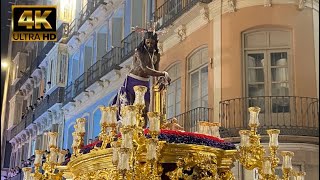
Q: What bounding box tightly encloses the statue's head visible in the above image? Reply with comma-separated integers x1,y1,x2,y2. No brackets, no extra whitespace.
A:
144,32,158,52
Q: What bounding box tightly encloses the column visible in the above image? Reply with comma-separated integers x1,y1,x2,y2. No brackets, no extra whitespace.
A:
213,0,222,123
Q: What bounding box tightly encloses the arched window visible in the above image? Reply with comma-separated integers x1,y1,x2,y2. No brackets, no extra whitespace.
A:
92,107,102,139
166,63,181,119
81,114,90,144
188,47,209,110
243,29,291,113
187,47,209,132
67,123,75,151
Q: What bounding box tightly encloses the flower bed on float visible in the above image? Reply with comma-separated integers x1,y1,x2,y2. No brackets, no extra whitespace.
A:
78,129,235,155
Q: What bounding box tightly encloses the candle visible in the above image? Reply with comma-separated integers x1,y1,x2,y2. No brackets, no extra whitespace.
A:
118,149,130,170
58,149,67,164
281,151,294,169
133,85,147,106
100,106,107,124
121,105,136,126
267,129,280,147
146,139,157,160
72,132,79,147
121,131,133,149
248,107,260,126
294,171,306,180
111,142,119,165
147,112,160,132
262,157,273,175
49,148,58,163
74,124,79,133
22,167,32,180
34,150,43,165
239,130,251,147
48,132,58,148
76,118,86,133
108,106,118,124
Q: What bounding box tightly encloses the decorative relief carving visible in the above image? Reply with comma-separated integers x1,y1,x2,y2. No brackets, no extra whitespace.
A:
264,0,272,7
175,25,187,42
200,6,210,22
298,0,306,10
228,0,236,12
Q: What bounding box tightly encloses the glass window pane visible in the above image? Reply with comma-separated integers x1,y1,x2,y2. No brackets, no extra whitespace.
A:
271,83,289,96
201,48,208,64
271,68,288,82
201,67,208,97
248,84,265,96
189,53,201,70
248,69,264,83
247,53,265,67
271,52,287,66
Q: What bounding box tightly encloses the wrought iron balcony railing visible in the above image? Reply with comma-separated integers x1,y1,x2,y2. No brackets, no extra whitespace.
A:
13,23,66,94
101,47,122,73
87,60,102,87
219,96,319,138
153,0,212,30
65,0,106,41
171,107,213,133
121,31,143,61
9,87,65,140
74,73,87,98
64,83,74,105
9,120,26,140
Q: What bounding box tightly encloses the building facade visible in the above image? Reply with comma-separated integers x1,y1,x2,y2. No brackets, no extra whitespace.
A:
1,0,318,180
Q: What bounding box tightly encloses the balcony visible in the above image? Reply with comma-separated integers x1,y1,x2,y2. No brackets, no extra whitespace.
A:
74,73,87,98
65,0,106,42
101,47,122,73
64,83,74,105
121,31,143,61
153,0,212,30
219,96,319,138
13,23,67,94
8,119,25,141
8,87,65,140
172,107,213,132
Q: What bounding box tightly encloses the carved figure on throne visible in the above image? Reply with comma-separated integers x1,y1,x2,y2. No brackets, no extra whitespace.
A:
162,118,184,131
111,24,171,126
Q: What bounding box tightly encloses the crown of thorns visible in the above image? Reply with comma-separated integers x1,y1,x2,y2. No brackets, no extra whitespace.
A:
131,21,168,40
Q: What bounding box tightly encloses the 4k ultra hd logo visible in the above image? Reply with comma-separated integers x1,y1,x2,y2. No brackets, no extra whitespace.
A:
12,6,57,41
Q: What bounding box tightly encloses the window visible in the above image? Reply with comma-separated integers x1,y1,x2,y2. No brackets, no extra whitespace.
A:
47,57,56,90
30,139,36,156
71,51,81,82
124,0,131,37
67,123,75,151
132,0,145,28
58,52,68,85
84,37,95,71
244,29,291,113
188,47,209,131
112,6,124,47
124,0,145,37
96,25,108,60
166,63,181,119
188,47,209,110
92,108,102,139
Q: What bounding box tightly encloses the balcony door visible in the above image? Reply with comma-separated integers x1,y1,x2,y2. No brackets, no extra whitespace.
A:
244,29,291,128
188,47,208,132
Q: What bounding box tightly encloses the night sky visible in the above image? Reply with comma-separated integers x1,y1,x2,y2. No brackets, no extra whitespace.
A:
1,0,10,103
